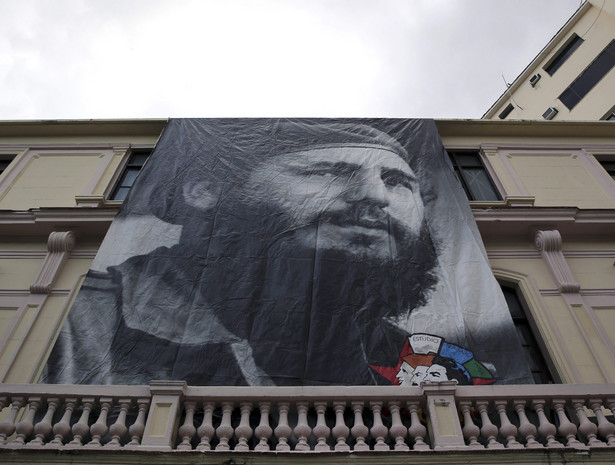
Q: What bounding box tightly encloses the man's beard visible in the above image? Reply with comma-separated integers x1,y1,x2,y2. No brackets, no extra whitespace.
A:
192,205,439,384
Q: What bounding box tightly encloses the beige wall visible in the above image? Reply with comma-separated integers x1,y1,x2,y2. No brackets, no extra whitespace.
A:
0,120,163,383
442,120,615,385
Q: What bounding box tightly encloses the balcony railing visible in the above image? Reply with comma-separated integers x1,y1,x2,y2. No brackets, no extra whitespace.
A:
1,381,615,453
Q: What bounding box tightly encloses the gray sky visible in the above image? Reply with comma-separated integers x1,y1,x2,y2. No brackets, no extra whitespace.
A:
0,0,582,120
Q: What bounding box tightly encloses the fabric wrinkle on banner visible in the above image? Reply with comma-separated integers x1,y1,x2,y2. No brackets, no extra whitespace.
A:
43,118,534,386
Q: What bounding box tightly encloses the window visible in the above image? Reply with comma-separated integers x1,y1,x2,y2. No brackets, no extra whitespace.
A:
602,107,615,120
0,155,16,175
498,103,514,120
544,33,584,76
558,39,615,110
110,149,152,201
447,151,501,201
599,160,615,182
501,284,554,384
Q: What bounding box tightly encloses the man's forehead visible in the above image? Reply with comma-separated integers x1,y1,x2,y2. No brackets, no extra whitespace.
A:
276,144,414,172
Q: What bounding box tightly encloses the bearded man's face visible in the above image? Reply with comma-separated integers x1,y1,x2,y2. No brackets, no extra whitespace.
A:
245,144,425,261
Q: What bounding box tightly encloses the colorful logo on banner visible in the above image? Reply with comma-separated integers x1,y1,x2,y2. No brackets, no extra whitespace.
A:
371,333,495,386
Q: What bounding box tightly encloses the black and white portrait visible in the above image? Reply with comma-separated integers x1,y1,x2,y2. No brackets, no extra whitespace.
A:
44,119,533,386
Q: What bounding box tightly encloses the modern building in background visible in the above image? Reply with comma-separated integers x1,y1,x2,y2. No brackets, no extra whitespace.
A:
483,0,615,121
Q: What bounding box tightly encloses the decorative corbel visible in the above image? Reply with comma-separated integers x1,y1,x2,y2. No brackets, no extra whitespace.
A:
534,230,580,293
30,231,76,294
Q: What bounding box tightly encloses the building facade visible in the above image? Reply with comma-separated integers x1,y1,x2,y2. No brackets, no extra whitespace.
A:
483,0,615,121
0,118,614,464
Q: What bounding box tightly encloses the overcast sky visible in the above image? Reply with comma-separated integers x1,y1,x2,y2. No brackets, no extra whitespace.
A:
0,0,583,120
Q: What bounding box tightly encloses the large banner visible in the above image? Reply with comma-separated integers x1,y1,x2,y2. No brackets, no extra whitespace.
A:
44,119,533,386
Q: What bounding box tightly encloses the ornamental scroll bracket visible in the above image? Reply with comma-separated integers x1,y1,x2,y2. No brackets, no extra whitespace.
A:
30,231,76,294
534,230,580,293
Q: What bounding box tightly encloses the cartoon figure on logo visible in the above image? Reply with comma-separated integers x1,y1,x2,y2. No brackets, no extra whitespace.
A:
371,333,496,386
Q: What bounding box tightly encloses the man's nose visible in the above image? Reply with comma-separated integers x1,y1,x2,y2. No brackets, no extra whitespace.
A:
345,172,388,206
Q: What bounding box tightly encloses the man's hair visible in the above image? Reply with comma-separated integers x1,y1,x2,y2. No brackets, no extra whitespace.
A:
123,119,435,227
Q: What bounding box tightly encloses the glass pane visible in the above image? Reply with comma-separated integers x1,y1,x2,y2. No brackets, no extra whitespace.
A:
462,168,500,201
129,153,150,166
544,34,583,75
559,87,581,110
571,50,615,96
453,153,482,167
111,187,130,201
120,168,140,187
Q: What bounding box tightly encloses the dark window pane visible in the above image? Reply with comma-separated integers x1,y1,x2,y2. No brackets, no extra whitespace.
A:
129,153,150,166
498,103,514,120
559,88,581,110
120,168,140,187
112,187,130,202
544,34,584,75
463,168,500,201
455,154,483,167
110,150,152,200
447,151,501,201
501,284,554,384
559,39,615,110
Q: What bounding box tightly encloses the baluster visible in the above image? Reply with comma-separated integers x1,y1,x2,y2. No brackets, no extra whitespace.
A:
274,402,292,451
350,401,369,451
49,398,76,446
407,401,429,450
370,401,389,451
312,401,330,451
293,401,311,451
12,397,41,446
68,398,94,447
388,401,408,451
495,400,522,449
28,398,59,446
87,398,112,446
254,401,272,451
196,402,216,450
590,398,615,446
215,402,234,451
106,399,131,448
196,402,215,451
177,400,196,450
513,400,542,448
553,399,585,448
331,400,350,451
459,401,483,449
572,399,604,447
0,396,20,445
477,400,504,449
126,398,149,447
234,402,253,451
532,399,563,448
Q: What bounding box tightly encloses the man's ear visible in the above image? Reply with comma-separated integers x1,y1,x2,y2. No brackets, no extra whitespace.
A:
182,181,217,211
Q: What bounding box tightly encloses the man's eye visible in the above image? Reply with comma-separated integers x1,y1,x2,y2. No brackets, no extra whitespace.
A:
310,167,339,177
381,171,414,190
430,372,441,378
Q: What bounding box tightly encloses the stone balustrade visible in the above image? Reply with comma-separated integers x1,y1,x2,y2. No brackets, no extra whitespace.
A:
0,381,614,453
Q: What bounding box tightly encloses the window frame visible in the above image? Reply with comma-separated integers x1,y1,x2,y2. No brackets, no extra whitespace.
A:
0,153,17,176
500,283,555,384
558,39,615,110
543,33,584,76
447,150,503,202
109,148,153,202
